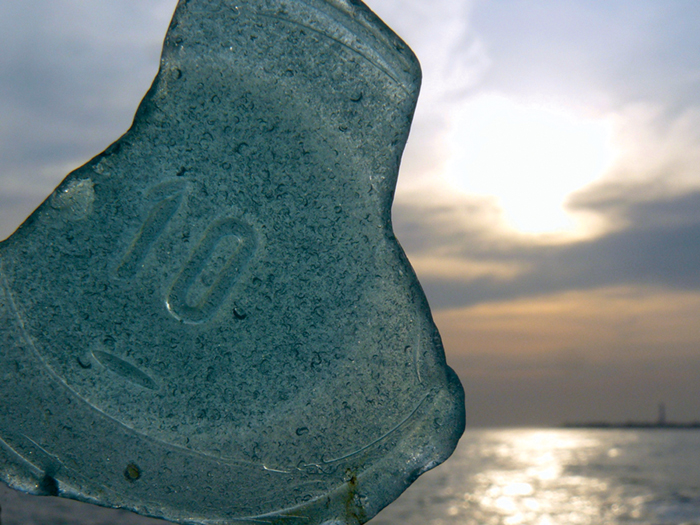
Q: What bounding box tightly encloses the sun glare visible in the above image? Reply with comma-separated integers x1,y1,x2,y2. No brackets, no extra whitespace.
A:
445,94,616,239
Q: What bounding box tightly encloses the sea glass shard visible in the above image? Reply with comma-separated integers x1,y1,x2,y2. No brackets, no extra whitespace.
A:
0,0,465,523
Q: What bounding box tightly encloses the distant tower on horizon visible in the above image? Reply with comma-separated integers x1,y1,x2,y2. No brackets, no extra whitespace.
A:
658,402,667,426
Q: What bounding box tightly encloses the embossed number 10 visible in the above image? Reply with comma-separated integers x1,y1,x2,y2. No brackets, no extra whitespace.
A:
115,181,256,324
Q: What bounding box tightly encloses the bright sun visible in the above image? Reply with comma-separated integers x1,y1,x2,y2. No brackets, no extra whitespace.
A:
444,94,616,239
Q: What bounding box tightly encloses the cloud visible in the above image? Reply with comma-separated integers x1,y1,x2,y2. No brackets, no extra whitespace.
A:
370,0,486,102
438,286,700,426
370,0,488,190
569,103,700,218
387,0,700,246
394,183,700,311
0,0,176,239
439,286,700,360
391,84,700,311
409,255,525,282
468,0,700,111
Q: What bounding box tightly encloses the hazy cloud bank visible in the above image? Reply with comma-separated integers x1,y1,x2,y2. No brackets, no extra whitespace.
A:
395,184,700,310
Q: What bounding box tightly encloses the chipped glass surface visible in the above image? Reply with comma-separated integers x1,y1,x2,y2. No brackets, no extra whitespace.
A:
0,0,465,523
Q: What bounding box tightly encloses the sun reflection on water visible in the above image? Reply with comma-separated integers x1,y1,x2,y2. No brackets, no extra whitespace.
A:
372,428,696,525
459,429,638,525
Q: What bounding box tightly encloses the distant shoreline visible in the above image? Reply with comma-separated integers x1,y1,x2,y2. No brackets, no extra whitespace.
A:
561,422,700,429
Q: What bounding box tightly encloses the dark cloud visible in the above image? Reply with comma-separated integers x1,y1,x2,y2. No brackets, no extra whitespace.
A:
627,192,700,228
395,189,700,310
393,196,505,255
571,181,700,230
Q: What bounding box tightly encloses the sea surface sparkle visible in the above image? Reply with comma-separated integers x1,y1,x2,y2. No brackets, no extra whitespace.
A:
374,428,700,525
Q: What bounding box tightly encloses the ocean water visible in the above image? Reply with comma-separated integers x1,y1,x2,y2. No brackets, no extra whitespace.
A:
2,428,700,524
373,428,700,525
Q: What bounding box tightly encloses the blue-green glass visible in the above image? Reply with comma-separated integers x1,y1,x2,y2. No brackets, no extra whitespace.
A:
0,0,465,523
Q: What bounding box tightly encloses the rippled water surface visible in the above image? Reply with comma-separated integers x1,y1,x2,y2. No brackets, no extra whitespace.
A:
2,428,700,524
374,428,700,525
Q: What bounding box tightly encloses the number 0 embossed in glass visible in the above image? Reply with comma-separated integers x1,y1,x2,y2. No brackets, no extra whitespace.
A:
0,0,465,523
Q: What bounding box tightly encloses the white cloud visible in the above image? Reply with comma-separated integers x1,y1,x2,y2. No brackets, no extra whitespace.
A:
369,0,487,101
368,0,490,191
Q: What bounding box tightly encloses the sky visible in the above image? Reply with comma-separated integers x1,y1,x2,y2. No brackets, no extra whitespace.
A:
2,0,700,427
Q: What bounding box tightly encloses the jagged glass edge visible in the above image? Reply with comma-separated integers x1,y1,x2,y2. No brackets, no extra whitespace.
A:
0,0,466,523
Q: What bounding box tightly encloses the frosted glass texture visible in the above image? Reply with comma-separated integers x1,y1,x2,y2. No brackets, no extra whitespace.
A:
0,0,465,523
